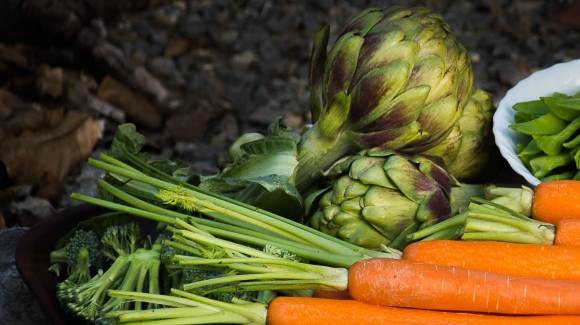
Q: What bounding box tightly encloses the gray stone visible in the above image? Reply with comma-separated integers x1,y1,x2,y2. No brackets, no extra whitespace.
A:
0,228,53,325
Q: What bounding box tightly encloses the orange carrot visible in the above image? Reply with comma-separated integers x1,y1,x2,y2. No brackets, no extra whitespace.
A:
403,240,580,280
267,297,580,325
532,180,580,224
347,258,580,315
312,289,351,300
554,218,580,246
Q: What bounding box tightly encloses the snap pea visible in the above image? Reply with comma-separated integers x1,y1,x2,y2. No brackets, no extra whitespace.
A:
509,90,580,181
509,112,567,136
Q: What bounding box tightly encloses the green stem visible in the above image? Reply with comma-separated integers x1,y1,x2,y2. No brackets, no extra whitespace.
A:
406,210,468,241
195,222,362,268
88,158,358,256
462,213,555,244
107,290,213,308
294,117,354,192
114,307,219,322
421,225,463,241
105,290,260,324
107,151,380,258
171,289,267,325
70,193,174,225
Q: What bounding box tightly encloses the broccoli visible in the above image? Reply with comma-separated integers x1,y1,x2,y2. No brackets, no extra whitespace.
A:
100,221,141,261
56,240,163,323
49,229,103,275
57,247,93,289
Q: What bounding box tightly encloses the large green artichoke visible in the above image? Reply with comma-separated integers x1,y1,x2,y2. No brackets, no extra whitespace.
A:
296,6,474,191
308,150,460,250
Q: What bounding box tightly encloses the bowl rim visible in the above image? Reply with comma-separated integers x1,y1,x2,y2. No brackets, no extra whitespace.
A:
493,59,580,186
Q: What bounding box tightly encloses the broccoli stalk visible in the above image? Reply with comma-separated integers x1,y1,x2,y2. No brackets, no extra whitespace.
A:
102,288,268,325
163,219,349,295
57,242,163,323
59,247,93,287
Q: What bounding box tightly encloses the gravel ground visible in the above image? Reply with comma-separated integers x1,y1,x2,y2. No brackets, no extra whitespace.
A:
3,0,580,323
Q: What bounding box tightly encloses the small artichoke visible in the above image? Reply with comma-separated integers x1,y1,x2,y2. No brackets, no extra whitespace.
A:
421,88,496,181
308,150,457,250
296,6,474,191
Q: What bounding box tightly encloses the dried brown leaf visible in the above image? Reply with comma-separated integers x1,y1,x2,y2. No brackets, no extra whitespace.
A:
0,111,103,185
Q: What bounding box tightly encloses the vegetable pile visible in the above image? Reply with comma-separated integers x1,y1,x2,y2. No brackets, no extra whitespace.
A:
42,4,580,325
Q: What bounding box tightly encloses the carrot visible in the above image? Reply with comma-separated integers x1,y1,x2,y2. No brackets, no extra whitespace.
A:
554,218,580,246
267,297,580,325
347,258,580,315
532,180,580,224
403,240,580,280
312,289,351,300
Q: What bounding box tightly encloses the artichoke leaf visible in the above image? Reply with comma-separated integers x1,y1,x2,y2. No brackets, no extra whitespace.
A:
383,154,442,202
348,156,394,188
354,84,430,131
405,54,445,90
309,25,330,122
361,187,419,241
414,188,452,223
353,39,418,85
351,121,428,150
417,95,461,143
349,61,413,125
342,8,384,36
323,32,364,101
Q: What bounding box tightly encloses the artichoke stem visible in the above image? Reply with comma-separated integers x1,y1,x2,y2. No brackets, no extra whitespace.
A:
295,125,355,192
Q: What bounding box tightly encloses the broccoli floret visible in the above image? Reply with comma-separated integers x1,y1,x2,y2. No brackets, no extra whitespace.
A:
56,241,163,323
100,222,141,261
50,229,103,272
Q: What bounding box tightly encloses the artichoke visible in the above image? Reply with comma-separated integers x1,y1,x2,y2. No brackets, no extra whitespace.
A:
421,88,496,181
308,150,463,250
297,6,474,191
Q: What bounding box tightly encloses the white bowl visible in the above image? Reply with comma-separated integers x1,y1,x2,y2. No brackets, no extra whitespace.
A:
493,59,580,186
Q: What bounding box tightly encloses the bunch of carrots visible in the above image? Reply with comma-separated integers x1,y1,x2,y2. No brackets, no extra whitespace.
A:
270,180,580,324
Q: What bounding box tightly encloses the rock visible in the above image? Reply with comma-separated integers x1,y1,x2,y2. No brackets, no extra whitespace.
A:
97,76,163,129
0,227,52,325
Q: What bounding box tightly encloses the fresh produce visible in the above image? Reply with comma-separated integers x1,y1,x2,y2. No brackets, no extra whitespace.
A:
422,88,496,181
405,185,534,243
56,238,163,323
553,218,580,246
296,6,475,191
197,118,304,220
403,240,580,280
71,149,400,264
407,181,580,247
49,229,103,273
39,2,578,321
532,179,580,223
46,213,165,323
307,149,468,250
266,297,580,325
103,293,580,325
510,91,580,181
348,258,580,315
